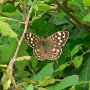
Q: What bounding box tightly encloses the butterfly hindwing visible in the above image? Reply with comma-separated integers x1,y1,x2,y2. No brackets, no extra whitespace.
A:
45,42,62,60
33,43,46,60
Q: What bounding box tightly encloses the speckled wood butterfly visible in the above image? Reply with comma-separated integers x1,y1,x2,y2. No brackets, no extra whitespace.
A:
24,31,69,61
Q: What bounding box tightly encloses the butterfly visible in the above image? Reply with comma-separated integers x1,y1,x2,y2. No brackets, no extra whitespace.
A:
24,31,69,61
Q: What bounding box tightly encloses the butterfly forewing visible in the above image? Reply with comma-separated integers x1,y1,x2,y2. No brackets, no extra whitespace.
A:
51,31,69,47
24,32,40,48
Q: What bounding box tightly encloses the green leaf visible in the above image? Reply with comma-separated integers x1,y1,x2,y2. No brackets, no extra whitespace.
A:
0,38,17,63
15,60,27,72
38,87,48,90
0,16,22,24
80,56,90,81
48,75,79,90
71,44,82,58
26,84,34,90
68,0,78,7
73,55,83,68
14,71,30,78
59,44,70,64
18,41,29,56
55,62,70,73
0,21,17,38
2,3,16,12
39,76,56,86
75,0,85,15
33,63,53,81
30,55,38,68
35,1,50,11
82,13,90,22
49,12,68,25
83,0,90,6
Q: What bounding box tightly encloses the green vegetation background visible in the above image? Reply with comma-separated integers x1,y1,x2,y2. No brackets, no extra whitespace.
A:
0,0,90,90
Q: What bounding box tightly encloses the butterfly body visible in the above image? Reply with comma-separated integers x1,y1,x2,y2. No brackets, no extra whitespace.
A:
24,31,69,61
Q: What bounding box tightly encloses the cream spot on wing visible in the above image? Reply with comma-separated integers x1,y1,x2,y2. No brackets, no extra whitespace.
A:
52,37,54,40
62,35,65,38
54,55,56,58
32,36,35,39
52,48,55,51
57,49,60,52
31,41,33,44
55,35,57,38
35,50,37,52
32,44,35,46
31,38,33,41
62,32,66,38
37,49,40,51
27,36,30,40
58,32,61,36
58,42,61,45
29,33,31,37
37,55,40,57
58,37,61,40
26,33,29,37
60,40,63,42
40,56,43,59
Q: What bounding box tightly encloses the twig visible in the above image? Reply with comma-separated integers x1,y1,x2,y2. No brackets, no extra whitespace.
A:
0,64,7,68
3,70,18,90
54,0,82,24
82,49,90,56
1,0,36,89
7,0,35,73
16,56,31,61
55,0,90,33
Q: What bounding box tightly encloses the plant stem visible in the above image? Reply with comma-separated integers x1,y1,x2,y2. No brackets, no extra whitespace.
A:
55,0,90,33
1,0,36,89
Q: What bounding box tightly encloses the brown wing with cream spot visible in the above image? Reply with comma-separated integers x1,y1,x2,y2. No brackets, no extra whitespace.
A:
33,42,46,61
45,42,62,60
24,32,40,48
51,31,69,47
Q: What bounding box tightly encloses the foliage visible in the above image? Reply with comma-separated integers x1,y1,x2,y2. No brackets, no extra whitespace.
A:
0,0,90,90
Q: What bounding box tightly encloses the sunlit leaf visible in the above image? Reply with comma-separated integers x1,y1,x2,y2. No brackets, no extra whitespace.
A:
80,56,90,81
71,44,82,58
0,21,17,38
83,0,90,6
40,76,56,86
33,63,53,81
82,13,90,22
73,55,83,68
0,38,17,63
48,75,79,90
26,84,34,90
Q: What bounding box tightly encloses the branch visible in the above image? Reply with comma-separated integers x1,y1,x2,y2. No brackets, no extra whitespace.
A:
1,0,36,89
7,0,35,74
55,0,90,33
